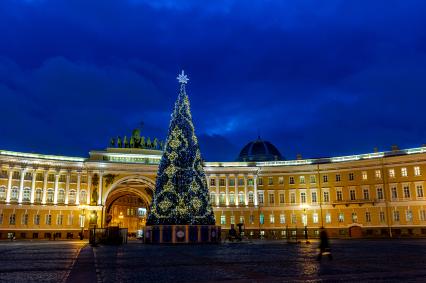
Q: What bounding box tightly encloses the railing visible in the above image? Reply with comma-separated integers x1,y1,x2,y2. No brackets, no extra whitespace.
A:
332,198,379,207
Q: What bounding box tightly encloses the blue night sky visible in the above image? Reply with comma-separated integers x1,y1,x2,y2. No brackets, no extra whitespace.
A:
1,0,426,161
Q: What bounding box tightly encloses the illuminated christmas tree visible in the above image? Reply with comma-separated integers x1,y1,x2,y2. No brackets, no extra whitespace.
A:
147,70,215,225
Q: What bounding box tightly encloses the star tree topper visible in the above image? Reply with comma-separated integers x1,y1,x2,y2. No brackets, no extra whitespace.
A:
177,70,189,84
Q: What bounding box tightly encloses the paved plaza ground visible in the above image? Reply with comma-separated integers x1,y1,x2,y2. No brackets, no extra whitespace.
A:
1,239,426,282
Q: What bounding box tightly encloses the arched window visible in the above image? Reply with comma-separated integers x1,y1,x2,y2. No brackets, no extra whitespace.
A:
229,192,235,205
80,190,87,204
219,193,226,205
58,189,65,203
47,189,54,203
239,191,245,205
11,187,19,201
0,186,6,201
35,189,42,203
68,190,76,204
23,187,31,202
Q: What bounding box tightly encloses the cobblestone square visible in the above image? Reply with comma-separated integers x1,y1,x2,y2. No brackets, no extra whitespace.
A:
1,239,426,282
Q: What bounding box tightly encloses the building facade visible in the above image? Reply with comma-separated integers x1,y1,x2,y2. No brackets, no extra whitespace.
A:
1,140,426,240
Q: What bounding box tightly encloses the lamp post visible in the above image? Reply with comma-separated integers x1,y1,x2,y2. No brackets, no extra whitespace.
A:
301,204,310,243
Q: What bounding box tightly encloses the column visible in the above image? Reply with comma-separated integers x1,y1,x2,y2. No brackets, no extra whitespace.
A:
244,175,248,206
53,173,59,204
215,176,219,206
42,171,48,204
76,172,81,205
6,169,13,203
234,176,238,206
225,175,229,206
254,175,258,206
87,173,92,205
30,170,36,204
18,168,26,203
65,173,70,204
98,172,103,205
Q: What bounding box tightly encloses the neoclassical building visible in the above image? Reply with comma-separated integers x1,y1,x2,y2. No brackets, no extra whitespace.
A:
1,135,426,239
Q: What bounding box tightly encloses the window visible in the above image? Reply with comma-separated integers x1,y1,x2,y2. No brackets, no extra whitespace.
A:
9,214,16,225
417,185,424,198
350,189,356,200
337,191,343,201
238,192,245,205
34,214,40,225
377,188,384,200
375,170,381,179
210,178,216,186
80,190,87,204
335,174,341,182
230,216,235,225
302,214,307,226
270,214,275,224
365,212,371,223
219,193,225,205
57,189,65,203
338,213,344,222
393,210,400,222
36,173,43,181
406,210,413,222
311,192,317,204
299,176,305,184
280,214,285,224
323,175,328,183
248,178,254,186
46,214,52,225
229,192,235,205
258,178,263,186
326,212,331,224
349,173,354,181
403,186,410,198
238,178,244,186
363,189,369,200
279,193,285,204
401,168,408,177
362,171,368,180
379,211,385,223
269,193,275,204
12,171,20,179
310,175,316,184
219,179,225,186
391,186,398,199
291,214,296,224
290,192,296,204
22,214,29,225
48,174,55,182
23,188,31,202
248,192,254,204
323,192,329,203
0,213,2,224
289,177,295,184
389,169,395,178
352,212,358,223
229,179,235,186
249,215,254,224
47,189,54,203
278,177,284,185
313,213,318,224
68,214,74,225
420,210,426,221
11,187,18,201
0,186,6,201
209,193,215,204
300,192,306,203
260,213,264,224
220,215,226,225
414,166,421,176
258,193,264,205
268,177,273,185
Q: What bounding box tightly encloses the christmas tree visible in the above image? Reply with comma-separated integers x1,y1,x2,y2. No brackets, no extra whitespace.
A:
147,71,216,225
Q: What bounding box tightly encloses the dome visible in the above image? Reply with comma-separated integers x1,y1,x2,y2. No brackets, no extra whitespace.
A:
237,137,283,162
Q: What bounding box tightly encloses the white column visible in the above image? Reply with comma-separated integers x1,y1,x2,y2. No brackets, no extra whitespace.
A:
76,173,81,205
234,176,238,206
53,173,59,204
65,173,70,205
42,171,48,204
87,173,92,205
6,169,13,203
215,176,219,206
225,175,229,206
254,175,258,206
98,172,103,205
18,168,26,203
244,175,248,206
30,170,36,204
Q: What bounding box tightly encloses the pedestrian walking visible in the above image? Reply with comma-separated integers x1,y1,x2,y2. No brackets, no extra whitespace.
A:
317,227,332,261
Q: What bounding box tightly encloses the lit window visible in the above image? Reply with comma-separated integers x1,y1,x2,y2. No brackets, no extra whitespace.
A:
325,213,331,224
338,213,344,222
280,214,285,224
363,189,369,200
248,178,254,186
239,216,244,223
220,215,226,225
229,192,235,205
417,185,424,198
420,210,426,221
375,170,381,179
299,176,305,184
270,214,275,224
337,191,343,201
68,190,76,204
11,187,18,201
230,216,235,225
323,192,330,203
389,169,395,178
219,193,225,205
258,193,264,204
248,192,254,204
311,192,317,203
391,186,397,199
352,212,357,223
268,177,273,185
34,215,40,225
238,192,245,205
313,213,318,224
365,212,371,223
249,215,254,224
401,168,408,177
57,215,63,225
362,171,368,180
379,211,385,222
310,175,316,183
260,213,264,224
68,214,74,225
238,178,244,186
269,193,275,204
414,166,421,176
47,189,54,203
229,179,235,186
403,186,410,198
58,189,65,203
80,190,87,204
278,177,284,185
300,192,306,203
289,177,295,184
23,188,31,202
406,210,413,222
290,192,296,204
291,214,296,224
209,193,215,205
0,186,6,201
279,193,285,204
393,210,400,222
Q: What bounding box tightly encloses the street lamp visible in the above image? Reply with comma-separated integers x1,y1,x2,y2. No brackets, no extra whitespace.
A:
300,204,310,243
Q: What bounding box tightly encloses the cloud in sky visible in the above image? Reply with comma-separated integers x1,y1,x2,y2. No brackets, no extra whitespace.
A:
0,0,426,160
